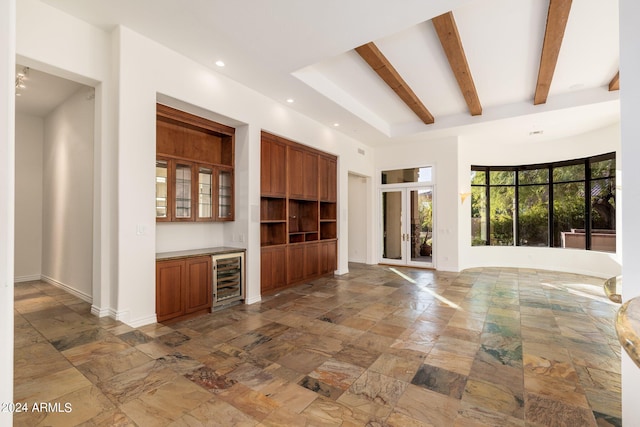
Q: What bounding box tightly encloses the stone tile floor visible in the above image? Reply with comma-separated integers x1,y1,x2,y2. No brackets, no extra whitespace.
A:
13,264,621,426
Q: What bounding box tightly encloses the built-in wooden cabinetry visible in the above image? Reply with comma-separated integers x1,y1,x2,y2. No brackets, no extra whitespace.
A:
156,104,235,222
156,255,212,322
156,247,245,322
260,132,337,293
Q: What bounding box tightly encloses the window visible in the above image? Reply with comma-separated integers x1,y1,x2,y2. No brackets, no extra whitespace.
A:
519,168,549,247
471,153,615,252
382,167,432,184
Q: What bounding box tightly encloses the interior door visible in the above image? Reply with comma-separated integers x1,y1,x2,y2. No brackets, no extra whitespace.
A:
381,187,434,267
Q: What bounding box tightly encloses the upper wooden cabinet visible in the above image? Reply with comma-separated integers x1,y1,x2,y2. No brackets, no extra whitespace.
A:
288,147,318,200
156,104,235,222
260,134,286,197
319,155,337,202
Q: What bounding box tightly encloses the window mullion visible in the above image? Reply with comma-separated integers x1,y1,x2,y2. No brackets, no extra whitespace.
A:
548,165,554,248
514,172,519,246
485,168,490,246
585,159,592,250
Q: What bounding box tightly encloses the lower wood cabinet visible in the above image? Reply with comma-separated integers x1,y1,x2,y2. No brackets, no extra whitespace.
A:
156,255,212,322
260,240,337,293
156,259,185,322
319,240,337,275
260,246,286,293
185,256,213,314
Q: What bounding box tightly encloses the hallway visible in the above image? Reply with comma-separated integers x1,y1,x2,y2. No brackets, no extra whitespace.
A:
14,264,621,426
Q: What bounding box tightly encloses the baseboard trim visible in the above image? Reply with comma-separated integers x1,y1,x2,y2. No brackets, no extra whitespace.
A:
14,274,41,283
41,275,92,304
124,314,158,328
91,305,116,318
245,295,262,305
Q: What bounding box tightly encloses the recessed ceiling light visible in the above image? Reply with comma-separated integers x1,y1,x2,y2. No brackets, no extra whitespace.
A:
215,60,225,67
286,98,294,103
333,123,340,127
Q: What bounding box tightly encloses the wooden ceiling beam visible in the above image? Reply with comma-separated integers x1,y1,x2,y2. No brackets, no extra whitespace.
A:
432,11,482,116
609,71,620,91
355,42,435,125
534,0,573,105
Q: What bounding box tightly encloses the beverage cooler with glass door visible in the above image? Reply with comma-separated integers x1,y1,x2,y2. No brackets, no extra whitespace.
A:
212,251,245,309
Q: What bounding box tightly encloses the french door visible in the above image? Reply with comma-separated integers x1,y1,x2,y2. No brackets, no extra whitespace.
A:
381,187,434,267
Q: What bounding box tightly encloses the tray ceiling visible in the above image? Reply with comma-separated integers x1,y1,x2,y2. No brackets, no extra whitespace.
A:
40,0,620,147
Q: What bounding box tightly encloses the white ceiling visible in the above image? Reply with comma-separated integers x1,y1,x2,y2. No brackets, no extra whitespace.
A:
15,65,85,117
36,0,620,147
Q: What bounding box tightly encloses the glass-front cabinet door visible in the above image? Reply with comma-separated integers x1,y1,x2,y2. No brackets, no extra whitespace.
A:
174,161,193,220
217,168,234,221
197,166,213,220
155,160,235,222
156,160,170,221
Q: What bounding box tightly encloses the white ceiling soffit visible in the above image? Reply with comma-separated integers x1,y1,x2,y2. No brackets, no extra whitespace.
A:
15,65,86,117
40,0,620,147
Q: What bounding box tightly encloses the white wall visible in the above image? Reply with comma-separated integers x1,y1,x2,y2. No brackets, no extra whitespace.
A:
15,113,43,281
619,1,640,425
17,0,114,316
458,124,622,278
348,173,368,263
113,26,372,325
0,0,15,422
374,136,460,271
41,88,95,300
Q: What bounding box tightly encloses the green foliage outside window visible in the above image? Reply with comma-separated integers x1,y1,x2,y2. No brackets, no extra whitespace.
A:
471,153,615,252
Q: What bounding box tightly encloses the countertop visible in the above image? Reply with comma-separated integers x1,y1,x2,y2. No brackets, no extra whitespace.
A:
156,246,246,261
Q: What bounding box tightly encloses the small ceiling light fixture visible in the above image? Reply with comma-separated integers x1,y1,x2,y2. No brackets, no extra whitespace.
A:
215,60,225,67
333,123,340,127
15,66,29,95
286,98,294,103
529,130,544,136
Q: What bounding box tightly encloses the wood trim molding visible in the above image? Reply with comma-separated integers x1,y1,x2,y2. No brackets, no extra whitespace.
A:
432,12,482,116
609,71,620,91
355,42,435,124
261,131,337,160
157,103,235,136
534,0,573,105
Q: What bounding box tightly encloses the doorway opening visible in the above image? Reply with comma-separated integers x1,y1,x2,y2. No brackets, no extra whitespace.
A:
14,64,95,301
